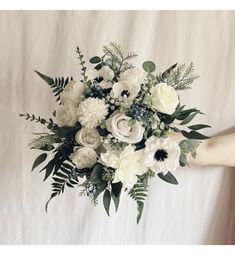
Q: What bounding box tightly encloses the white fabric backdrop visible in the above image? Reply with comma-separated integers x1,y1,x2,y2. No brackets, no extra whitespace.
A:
0,10,235,245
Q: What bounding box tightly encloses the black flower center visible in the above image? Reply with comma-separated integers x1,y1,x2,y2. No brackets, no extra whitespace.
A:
154,149,168,162
121,90,130,97
95,76,104,83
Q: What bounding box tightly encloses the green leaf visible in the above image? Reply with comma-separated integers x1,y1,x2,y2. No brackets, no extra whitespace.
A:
32,153,47,171
103,190,111,216
162,63,177,79
90,164,103,184
142,61,156,73
94,181,107,199
158,172,178,185
179,139,200,154
111,192,120,212
43,159,56,181
179,152,187,167
89,56,102,64
177,108,201,120
180,111,199,125
137,201,144,224
181,130,210,140
111,182,122,198
188,124,211,130
34,70,54,85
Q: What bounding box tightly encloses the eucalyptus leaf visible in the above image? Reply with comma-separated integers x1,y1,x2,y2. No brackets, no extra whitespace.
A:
180,111,199,125
89,56,102,64
179,139,200,154
158,172,178,185
177,108,200,120
103,190,111,216
32,153,47,171
142,61,156,73
94,181,107,199
181,130,210,140
188,124,211,130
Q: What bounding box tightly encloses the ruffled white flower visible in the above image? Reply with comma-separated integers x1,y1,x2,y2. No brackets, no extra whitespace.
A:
144,136,180,174
77,97,108,128
150,83,179,114
75,127,102,149
111,80,141,103
120,67,147,84
60,80,85,106
100,145,147,188
56,105,77,127
106,111,144,144
87,66,114,89
70,147,98,169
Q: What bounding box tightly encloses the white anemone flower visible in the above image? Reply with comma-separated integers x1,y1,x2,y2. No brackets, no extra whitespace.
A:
144,136,180,174
111,80,141,103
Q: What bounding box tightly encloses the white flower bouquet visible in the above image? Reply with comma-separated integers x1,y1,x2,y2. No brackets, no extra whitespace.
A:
20,43,210,223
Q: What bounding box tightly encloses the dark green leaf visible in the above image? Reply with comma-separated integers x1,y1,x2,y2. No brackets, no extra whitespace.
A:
162,63,177,79
111,182,122,198
90,164,103,184
188,124,211,130
94,181,107,199
180,111,199,125
181,130,210,140
158,172,178,185
177,108,201,120
142,61,156,73
43,159,55,181
34,70,54,85
103,190,111,216
89,56,102,64
32,153,47,171
111,192,120,212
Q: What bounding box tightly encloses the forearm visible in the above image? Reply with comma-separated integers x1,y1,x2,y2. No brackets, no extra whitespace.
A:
171,132,235,167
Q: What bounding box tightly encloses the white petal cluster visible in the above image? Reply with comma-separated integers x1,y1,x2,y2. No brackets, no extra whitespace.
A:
100,145,147,188
56,105,77,127
70,147,98,169
75,127,102,149
106,111,144,144
144,136,180,174
77,97,108,128
150,83,179,114
120,67,147,84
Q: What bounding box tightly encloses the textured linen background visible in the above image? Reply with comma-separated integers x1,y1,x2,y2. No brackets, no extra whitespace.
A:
0,10,235,245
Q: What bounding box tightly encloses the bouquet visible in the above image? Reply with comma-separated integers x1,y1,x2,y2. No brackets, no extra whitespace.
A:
20,43,210,223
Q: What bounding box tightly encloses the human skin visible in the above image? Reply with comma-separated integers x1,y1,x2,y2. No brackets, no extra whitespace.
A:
171,132,235,167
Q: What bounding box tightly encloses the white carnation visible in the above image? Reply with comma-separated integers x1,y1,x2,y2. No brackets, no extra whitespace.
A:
75,127,102,149
150,83,179,114
144,136,180,174
77,97,108,128
70,147,98,169
56,105,77,127
60,80,85,106
100,145,147,188
120,68,146,84
106,112,144,144
111,80,141,103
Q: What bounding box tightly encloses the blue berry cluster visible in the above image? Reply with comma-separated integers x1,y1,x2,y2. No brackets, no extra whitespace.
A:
85,81,106,99
126,104,151,121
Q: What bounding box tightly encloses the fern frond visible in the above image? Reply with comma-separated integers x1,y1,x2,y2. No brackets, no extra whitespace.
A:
128,180,148,224
34,70,73,101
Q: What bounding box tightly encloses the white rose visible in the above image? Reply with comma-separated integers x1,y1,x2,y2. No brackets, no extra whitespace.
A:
60,80,85,106
70,147,98,169
120,67,146,84
56,105,77,127
150,83,179,114
112,80,141,103
106,112,144,144
100,145,147,188
75,127,102,149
